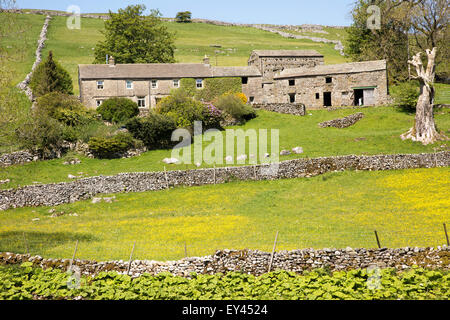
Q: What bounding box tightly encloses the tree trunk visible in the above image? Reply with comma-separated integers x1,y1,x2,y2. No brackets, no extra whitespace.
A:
401,47,448,145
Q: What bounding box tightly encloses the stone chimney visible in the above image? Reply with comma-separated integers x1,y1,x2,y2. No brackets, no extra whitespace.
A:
109,56,115,66
203,55,210,66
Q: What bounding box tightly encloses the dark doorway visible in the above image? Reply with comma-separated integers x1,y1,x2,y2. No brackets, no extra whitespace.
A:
289,93,296,103
323,92,332,107
354,89,364,106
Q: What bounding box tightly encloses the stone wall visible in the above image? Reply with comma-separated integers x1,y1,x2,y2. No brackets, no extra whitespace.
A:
319,113,365,128
17,15,51,101
0,151,39,168
0,247,448,278
0,152,448,211
252,103,306,116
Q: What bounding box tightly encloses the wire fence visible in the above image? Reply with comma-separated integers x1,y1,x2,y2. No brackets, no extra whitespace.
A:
1,223,448,262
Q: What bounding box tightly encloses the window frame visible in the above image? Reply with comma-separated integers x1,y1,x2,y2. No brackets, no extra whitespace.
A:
289,93,296,103
151,80,158,89
96,99,104,107
97,80,104,90
289,79,296,86
326,77,332,84
173,79,180,88
126,80,133,90
196,79,204,89
137,96,146,108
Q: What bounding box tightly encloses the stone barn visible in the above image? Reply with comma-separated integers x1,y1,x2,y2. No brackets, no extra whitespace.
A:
78,50,389,110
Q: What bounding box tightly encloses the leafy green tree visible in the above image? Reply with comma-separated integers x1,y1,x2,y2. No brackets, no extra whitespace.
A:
29,51,73,97
345,0,414,83
176,11,192,23
94,5,176,64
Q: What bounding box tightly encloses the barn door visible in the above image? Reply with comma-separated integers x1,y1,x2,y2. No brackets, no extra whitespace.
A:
363,89,375,106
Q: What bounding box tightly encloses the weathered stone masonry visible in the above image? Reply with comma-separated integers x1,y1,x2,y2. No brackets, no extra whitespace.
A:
1,247,448,278
0,152,448,211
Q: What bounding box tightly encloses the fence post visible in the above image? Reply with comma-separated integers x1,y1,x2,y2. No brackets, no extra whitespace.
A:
69,240,79,271
164,166,169,189
374,230,381,249
268,231,279,273
444,223,449,246
127,241,136,276
22,232,29,255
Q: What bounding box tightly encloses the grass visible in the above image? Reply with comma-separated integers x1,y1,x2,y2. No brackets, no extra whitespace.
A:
0,107,449,189
1,13,46,86
0,167,448,261
435,83,450,105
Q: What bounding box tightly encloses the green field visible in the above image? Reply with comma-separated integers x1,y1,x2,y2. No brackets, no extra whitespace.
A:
0,167,448,261
1,107,449,190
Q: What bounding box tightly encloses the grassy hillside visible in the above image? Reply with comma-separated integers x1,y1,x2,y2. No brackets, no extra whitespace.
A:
0,107,449,189
0,167,448,261
1,13,45,86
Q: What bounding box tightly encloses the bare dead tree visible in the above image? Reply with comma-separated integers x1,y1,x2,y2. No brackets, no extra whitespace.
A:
401,47,448,145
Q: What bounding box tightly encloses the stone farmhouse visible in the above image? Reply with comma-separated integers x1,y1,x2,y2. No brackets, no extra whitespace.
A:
78,50,388,110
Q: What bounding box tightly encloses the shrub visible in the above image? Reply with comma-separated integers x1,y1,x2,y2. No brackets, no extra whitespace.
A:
35,92,94,126
215,93,256,123
201,102,224,130
29,51,73,97
392,81,420,111
88,132,137,158
126,112,177,150
97,98,140,124
156,89,205,128
15,112,65,157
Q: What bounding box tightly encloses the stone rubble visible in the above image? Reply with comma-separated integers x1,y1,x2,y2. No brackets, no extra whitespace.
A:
319,113,365,129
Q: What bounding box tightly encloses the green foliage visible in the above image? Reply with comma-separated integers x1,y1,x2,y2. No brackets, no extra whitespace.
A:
35,92,95,126
29,51,73,97
215,93,256,123
344,0,409,83
14,112,65,157
97,97,139,124
126,112,177,150
180,77,242,102
88,132,138,159
391,81,420,111
94,5,176,64
176,11,192,23
156,88,206,128
0,266,448,300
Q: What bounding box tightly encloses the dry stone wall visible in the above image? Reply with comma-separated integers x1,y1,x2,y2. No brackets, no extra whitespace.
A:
252,103,306,116
0,152,448,211
0,247,448,278
0,151,39,167
319,113,365,128
17,15,51,101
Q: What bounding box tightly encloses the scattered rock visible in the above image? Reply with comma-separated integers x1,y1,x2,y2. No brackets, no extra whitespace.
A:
225,156,233,163
280,150,291,156
237,154,247,162
292,147,304,154
68,174,77,179
163,158,179,165
32,218,40,222
0,179,10,185
92,198,102,204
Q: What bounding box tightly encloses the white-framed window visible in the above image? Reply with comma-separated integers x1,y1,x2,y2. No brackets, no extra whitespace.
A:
97,80,104,90
137,97,146,108
196,79,203,89
151,80,158,89
126,80,133,89
96,99,104,107
173,79,180,88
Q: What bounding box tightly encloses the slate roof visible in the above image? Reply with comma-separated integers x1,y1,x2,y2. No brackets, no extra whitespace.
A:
78,63,261,80
275,60,387,79
251,50,324,57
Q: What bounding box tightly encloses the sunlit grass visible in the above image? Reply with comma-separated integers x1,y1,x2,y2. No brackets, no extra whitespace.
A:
0,168,448,261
